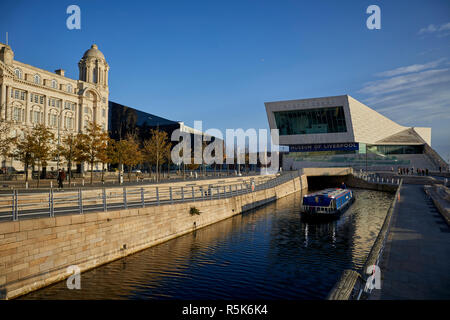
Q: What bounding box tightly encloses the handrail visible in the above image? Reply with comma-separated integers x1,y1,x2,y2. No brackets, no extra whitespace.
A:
0,170,301,222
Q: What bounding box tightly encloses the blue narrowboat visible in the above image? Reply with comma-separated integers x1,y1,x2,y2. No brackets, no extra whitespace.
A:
301,188,355,220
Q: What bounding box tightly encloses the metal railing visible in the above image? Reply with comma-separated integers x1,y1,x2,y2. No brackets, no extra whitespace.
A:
0,171,301,222
354,172,401,185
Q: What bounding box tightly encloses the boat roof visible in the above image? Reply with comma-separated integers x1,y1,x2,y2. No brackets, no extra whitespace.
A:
304,188,349,199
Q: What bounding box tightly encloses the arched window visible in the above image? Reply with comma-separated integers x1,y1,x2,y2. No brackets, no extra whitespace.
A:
48,109,59,128
31,106,43,124
15,68,22,79
34,74,41,84
12,104,24,122
64,112,74,130
51,79,57,89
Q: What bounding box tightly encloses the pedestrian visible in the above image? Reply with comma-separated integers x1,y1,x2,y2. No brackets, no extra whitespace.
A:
340,181,347,189
407,168,409,175
426,168,429,176
57,169,65,189
439,166,441,173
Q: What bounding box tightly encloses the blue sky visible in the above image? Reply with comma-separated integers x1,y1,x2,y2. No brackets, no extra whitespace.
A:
1,0,449,160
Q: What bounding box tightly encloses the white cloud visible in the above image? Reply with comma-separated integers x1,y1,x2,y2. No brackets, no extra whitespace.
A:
359,67,450,95
418,24,438,35
439,22,450,31
357,59,450,157
375,58,446,77
418,22,450,37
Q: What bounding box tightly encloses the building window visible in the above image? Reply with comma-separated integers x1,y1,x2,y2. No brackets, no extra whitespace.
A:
40,96,44,104
49,113,58,128
67,84,72,93
15,68,22,79
13,107,24,122
31,109,42,124
274,106,348,136
20,91,25,101
34,74,41,84
65,114,74,130
51,80,57,89
14,90,19,99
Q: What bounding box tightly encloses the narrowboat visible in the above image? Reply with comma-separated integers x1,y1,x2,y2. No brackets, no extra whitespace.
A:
301,188,355,220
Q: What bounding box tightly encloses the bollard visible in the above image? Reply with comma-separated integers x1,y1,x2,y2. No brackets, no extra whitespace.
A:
78,189,83,214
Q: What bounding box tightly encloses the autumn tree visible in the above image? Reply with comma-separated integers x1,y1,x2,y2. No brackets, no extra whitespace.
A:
77,121,109,184
15,130,34,182
143,129,171,182
30,124,55,187
109,133,143,182
55,133,79,185
0,120,16,171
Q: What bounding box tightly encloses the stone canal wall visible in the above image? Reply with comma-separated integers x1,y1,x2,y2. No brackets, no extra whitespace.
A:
0,174,307,299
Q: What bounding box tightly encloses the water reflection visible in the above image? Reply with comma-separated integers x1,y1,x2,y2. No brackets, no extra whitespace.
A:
21,189,392,300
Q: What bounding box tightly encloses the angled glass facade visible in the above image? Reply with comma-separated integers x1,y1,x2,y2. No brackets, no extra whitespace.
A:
274,106,347,135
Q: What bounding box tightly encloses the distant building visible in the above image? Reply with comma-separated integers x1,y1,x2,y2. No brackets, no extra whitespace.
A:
108,101,212,142
0,42,109,171
108,101,217,170
265,95,448,171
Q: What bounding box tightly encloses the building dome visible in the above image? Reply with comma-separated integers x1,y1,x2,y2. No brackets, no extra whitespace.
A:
82,44,105,60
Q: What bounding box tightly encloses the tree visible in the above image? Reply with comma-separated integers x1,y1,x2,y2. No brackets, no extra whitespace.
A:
15,130,34,182
56,133,79,185
0,120,16,171
109,133,143,182
30,124,55,187
77,121,109,184
143,129,170,183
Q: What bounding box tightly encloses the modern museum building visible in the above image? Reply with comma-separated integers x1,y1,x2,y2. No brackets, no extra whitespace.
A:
265,95,448,171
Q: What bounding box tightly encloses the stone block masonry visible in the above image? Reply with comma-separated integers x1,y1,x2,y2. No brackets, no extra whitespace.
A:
0,174,307,299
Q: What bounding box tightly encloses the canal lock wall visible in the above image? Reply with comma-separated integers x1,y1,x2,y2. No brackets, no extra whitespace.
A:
0,174,307,299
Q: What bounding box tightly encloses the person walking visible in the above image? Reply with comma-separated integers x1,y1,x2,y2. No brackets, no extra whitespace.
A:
57,169,65,189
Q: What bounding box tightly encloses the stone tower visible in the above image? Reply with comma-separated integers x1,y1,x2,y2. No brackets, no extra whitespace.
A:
78,44,109,87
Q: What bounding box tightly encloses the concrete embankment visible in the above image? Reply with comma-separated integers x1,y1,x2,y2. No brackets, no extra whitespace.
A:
0,174,307,299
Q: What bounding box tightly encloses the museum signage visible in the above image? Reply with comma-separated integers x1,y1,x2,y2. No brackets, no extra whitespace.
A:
289,143,359,152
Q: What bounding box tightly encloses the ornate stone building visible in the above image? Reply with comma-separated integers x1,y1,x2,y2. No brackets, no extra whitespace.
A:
0,43,109,170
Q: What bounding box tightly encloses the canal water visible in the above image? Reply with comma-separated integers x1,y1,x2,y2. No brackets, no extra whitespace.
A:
21,189,393,300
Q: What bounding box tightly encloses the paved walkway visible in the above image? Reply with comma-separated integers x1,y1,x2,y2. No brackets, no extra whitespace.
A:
374,184,450,299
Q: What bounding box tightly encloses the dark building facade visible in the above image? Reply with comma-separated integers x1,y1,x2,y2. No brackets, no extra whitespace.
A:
108,101,180,143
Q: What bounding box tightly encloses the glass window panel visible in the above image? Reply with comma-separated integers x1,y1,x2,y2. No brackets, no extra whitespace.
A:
274,106,347,135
